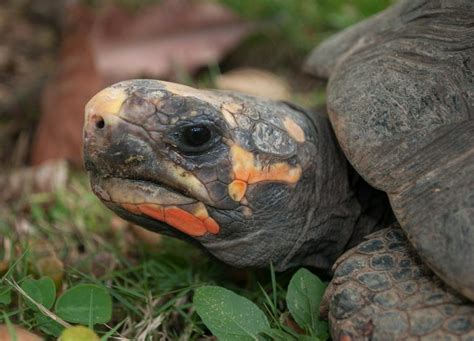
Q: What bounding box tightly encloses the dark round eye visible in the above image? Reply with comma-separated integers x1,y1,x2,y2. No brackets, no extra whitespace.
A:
183,125,212,147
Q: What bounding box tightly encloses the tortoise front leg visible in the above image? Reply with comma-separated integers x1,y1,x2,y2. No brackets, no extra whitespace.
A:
322,227,474,340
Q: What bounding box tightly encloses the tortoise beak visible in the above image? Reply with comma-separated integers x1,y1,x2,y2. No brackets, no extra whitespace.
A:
84,86,128,130
82,81,224,239
83,86,130,175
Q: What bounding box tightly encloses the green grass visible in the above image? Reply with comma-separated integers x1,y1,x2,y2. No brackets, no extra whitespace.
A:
220,0,393,53
1,173,301,339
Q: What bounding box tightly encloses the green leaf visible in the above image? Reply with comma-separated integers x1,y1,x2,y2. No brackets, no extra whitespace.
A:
286,268,327,333
20,277,56,310
0,285,12,305
194,285,269,341
34,313,65,337
262,328,297,340
55,284,112,325
297,335,320,341
312,320,329,340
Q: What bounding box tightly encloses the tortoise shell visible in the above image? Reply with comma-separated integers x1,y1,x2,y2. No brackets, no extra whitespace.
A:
305,0,474,300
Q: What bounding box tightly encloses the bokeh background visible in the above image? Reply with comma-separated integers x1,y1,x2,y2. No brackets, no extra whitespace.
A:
0,0,392,339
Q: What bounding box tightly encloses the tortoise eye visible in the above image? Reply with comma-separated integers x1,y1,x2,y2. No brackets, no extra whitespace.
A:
183,125,211,147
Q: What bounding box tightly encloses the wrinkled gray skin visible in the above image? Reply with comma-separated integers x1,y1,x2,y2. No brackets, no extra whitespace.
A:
321,227,474,339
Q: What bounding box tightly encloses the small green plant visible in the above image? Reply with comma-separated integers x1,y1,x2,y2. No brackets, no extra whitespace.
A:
4,276,113,338
194,268,328,341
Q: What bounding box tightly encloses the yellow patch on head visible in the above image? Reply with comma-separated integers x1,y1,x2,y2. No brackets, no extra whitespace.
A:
160,81,223,107
221,102,243,128
230,145,254,181
247,162,302,184
228,180,248,202
228,145,302,202
221,102,242,128
283,117,305,143
85,87,127,122
221,109,238,128
222,102,243,115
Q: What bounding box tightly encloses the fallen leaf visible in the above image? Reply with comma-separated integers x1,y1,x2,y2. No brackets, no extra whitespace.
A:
0,159,69,202
215,67,291,100
280,312,305,334
33,256,65,291
92,0,254,82
0,260,8,276
31,5,104,167
31,1,253,166
28,240,65,290
0,324,43,341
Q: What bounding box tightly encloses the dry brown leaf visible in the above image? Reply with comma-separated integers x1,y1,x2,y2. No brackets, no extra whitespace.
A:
33,256,65,290
280,312,305,335
28,240,65,290
31,1,253,166
215,67,291,101
31,5,104,167
0,324,43,341
92,0,253,82
0,260,8,276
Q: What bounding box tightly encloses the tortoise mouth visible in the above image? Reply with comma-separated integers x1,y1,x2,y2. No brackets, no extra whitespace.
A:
90,176,198,207
90,176,221,237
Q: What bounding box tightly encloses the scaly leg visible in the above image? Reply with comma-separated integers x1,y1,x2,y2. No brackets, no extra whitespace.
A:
321,227,474,340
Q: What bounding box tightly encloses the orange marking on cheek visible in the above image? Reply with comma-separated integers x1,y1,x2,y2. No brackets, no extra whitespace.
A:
283,117,305,143
248,162,302,184
228,180,247,202
230,145,302,189
164,207,207,236
230,145,253,181
204,217,220,234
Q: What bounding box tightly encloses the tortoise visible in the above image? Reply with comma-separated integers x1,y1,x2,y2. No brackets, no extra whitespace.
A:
83,0,474,339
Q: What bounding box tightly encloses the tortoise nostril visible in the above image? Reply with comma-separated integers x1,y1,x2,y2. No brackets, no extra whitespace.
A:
95,117,105,129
